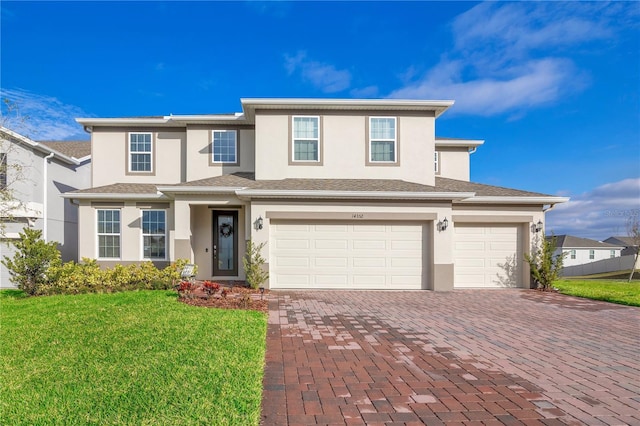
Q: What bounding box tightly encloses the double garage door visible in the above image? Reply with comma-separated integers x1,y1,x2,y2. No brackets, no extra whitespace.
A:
270,221,425,289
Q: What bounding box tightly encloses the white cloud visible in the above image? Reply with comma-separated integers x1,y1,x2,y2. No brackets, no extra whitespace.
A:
284,51,352,93
350,85,379,98
389,2,632,116
546,178,640,240
1,88,91,140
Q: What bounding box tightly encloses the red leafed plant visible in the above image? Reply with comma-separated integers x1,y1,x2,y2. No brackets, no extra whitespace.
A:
202,280,220,296
177,280,195,297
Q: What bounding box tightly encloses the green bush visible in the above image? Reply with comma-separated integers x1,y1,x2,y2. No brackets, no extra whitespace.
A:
2,228,61,296
524,233,565,291
41,258,192,296
243,240,269,289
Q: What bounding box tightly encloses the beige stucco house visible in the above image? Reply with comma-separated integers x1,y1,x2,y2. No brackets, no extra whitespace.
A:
67,98,567,291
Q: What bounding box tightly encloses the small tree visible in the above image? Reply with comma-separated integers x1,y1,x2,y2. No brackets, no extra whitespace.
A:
242,240,269,289
524,233,565,291
627,214,640,282
2,228,60,295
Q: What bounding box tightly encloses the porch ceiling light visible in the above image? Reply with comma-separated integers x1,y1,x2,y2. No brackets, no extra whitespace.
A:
438,217,449,232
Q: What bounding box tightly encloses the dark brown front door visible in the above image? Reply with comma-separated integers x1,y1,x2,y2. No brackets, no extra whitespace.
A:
212,210,238,276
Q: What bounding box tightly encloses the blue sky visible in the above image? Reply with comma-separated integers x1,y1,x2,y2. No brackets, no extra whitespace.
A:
1,1,639,239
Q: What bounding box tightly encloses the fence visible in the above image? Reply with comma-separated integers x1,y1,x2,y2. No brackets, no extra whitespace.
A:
561,254,640,277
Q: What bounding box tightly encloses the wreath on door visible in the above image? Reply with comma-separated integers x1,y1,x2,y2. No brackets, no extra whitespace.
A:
220,223,233,238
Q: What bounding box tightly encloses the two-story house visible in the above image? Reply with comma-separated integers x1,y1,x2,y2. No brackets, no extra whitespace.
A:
552,235,625,267
0,127,91,288
68,99,567,291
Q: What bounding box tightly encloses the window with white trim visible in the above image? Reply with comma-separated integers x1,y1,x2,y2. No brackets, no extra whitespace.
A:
97,209,120,258
212,130,237,164
589,249,595,260
292,116,319,161
434,151,439,173
370,117,396,162
610,250,616,258
570,250,576,259
142,210,166,259
129,132,152,172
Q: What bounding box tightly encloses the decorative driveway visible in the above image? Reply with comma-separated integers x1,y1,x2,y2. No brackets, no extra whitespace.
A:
261,290,640,425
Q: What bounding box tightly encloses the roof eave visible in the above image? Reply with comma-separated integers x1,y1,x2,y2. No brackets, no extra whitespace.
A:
156,186,245,194
62,193,168,200
458,196,570,204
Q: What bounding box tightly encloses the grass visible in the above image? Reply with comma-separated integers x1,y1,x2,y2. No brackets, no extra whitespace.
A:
0,290,267,425
553,279,640,307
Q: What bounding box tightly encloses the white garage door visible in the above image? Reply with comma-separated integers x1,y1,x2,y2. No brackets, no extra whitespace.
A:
270,221,425,289
454,224,522,288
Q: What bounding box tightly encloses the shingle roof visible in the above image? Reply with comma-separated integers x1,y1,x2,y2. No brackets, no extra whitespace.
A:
604,236,638,247
552,235,624,249
68,173,553,199
72,183,163,194
38,141,91,158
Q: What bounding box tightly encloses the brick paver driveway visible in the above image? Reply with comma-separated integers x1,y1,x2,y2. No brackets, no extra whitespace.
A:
261,290,640,425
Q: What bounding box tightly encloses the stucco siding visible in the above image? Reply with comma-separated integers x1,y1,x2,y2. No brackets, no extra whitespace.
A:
91,128,184,187
437,147,470,181
254,113,436,185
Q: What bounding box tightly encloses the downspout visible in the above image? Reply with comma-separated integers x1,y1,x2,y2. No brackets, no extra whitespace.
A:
43,152,55,241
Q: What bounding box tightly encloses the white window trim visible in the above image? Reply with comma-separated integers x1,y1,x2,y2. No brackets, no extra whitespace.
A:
434,151,439,173
610,250,616,258
96,209,121,260
292,115,320,162
589,249,595,259
211,130,238,164
141,209,167,261
570,249,576,259
369,116,397,163
128,132,153,173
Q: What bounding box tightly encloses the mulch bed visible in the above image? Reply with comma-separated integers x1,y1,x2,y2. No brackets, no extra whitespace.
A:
177,284,269,313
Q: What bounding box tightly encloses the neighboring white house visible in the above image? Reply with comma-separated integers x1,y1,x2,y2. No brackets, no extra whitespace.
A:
0,127,91,288
552,235,625,267
66,98,568,291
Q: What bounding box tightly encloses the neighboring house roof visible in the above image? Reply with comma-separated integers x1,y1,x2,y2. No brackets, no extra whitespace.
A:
65,173,566,204
552,235,625,249
604,236,638,247
0,126,90,165
38,141,91,159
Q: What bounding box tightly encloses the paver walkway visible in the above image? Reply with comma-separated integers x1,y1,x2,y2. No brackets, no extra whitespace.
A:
261,290,640,425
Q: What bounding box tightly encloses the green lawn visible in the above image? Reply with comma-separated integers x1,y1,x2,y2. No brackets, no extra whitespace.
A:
553,279,640,307
0,290,267,425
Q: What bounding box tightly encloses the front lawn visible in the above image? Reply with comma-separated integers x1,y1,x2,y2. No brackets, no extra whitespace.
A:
553,279,640,307
0,290,267,425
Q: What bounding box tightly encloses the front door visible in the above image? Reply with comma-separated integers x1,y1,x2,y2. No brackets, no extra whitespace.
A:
212,211,238,276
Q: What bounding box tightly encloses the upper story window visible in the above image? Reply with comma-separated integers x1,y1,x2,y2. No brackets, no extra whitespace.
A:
570,250,576,259
292,116,320,162
589,249,595,260
369,117,397,163
142,210,166,260
97,209,120,259
212,130,238,164
129,132,153,172
610,250,616,258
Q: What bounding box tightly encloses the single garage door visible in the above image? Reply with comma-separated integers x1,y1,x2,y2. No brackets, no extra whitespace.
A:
270,221,425,289
454,224,522,288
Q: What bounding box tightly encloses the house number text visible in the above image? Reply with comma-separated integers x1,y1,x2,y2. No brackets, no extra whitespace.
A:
352,213,365,219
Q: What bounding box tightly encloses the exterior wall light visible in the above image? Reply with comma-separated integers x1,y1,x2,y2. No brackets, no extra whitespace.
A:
437,217,449,232
254,216,264,231
533,220,543,233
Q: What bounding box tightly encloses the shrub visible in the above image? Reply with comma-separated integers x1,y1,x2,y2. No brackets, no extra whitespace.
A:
242,240,269,289
524,233,565,291
2,228,61,295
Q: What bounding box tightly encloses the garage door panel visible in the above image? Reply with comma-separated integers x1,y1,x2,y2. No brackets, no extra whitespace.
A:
315,257,348,267
271,221,425,289
275,239,310,249
454,224,521,289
